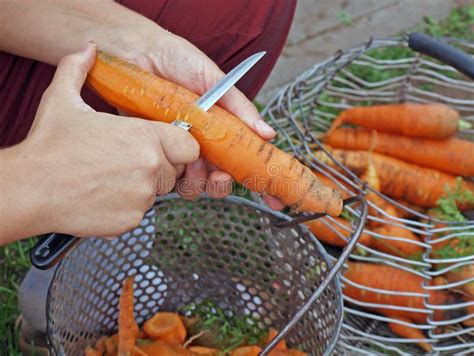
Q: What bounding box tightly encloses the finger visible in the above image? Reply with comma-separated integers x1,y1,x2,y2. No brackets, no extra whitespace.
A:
218,86,276,140
206,171,233,198
263,195,285,211
50,41,97,100
152,123,200,165
176,158,207,199
154,159,177,195
175,164,185,179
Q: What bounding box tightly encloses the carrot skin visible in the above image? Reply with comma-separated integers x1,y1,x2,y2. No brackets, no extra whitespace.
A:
315,148,474,208
325,128,474,176
331,103,460,139
87,51,342,216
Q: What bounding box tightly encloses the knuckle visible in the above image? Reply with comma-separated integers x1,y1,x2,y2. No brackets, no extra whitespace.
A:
157,175,176,195
122,211,144,232
176,130,200,161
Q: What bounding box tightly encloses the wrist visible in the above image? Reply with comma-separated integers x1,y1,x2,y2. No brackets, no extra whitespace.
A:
0,143,53,243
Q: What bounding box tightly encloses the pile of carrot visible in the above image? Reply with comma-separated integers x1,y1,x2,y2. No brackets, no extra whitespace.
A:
307,148,425,259
85,277,307,356
342,262,469,352
87,51,342,216
323,102,473,209
311,103,474,352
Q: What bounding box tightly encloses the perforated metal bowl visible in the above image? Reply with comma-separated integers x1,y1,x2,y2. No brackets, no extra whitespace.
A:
45,194,366,355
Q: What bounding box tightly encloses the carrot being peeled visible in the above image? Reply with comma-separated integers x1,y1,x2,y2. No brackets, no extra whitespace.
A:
312,172,352,200
329,103,466,139
325,127,474,176
87,51,342,216
118,278,139,356
314,148,474,208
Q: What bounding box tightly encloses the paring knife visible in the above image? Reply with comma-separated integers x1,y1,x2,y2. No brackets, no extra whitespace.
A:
30,51,266,270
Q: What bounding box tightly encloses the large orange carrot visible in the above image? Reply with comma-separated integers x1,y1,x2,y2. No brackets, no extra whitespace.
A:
329,103,463,139
314,148,474,208
118,278,139,356
87,51,342,216
305,217,373,247
325,128,474,176
387,317,432,352
343,262,454,324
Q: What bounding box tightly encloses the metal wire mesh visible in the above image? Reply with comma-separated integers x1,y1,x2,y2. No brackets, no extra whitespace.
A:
46,194,343,355
263,35,474,355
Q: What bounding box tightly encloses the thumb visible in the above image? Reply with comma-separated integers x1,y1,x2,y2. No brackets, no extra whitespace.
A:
49,41,97,100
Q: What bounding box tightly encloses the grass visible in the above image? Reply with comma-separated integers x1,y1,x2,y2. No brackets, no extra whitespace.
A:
1,5,473,356
0,238,37,355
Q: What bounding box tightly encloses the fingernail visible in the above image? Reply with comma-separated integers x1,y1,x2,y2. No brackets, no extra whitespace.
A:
84,41,96,51
256,120,276,136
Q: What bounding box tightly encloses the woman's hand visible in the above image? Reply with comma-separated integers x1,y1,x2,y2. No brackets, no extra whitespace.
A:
0,0,284,210
0,43,200,243
93,22,284,209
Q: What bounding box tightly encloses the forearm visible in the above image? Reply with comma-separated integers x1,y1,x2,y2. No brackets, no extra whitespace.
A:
0,0,160,65
0,144,50,244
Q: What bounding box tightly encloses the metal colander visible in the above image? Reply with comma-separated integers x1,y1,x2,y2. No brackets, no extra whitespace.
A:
263,33,474,355
45,194,366,355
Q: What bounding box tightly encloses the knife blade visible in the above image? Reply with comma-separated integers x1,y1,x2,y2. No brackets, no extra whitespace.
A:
172,51,265,131
30,51,266,270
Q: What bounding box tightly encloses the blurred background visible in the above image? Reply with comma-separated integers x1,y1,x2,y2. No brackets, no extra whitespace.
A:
259,0,474,100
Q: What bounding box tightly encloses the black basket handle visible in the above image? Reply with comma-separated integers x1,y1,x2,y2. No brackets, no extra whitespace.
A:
408,32,474,80
30,233,79,270
262,195,368,355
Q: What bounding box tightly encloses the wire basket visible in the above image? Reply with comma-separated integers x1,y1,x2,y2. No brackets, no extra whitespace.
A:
262,33,474,355
45,194,367,355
